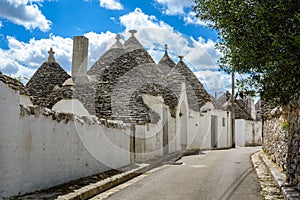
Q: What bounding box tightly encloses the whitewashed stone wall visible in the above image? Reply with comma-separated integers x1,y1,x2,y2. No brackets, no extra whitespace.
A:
187,109,202,149
0,82,131,198
235,119,262,147
134,95,177,162
244,120,262,146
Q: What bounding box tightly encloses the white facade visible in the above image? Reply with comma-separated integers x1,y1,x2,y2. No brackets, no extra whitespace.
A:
197,109,232,149
52,99,91,116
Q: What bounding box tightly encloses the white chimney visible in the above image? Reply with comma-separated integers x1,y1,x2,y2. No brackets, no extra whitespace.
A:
72,36,89,84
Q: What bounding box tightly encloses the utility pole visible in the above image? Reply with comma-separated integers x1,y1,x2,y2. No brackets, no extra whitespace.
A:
231,67,236,148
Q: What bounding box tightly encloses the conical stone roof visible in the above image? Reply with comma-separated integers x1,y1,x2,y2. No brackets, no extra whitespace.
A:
26,48,70,106
88,34,126,78
158,44,176,68
110,34,124,49
174,56,210,111
123,30,144,50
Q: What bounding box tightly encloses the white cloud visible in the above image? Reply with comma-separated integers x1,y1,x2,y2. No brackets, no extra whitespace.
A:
0,8,225,96
184,11,209,26
154,0,193,15
84,31,119,65
119,8,187,56
195,70,232,94
154,0,208,26
0,34,73,82
185,37,221,70
0,32,120,83
119,8,225,95
119,8,220,67
0,0,51,32
99,0,123,10
120,8,169,31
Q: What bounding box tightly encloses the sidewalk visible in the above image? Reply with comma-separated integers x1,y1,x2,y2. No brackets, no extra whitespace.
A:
252,150,300,200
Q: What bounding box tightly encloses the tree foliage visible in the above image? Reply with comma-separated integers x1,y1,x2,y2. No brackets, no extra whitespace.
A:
194,0,300,106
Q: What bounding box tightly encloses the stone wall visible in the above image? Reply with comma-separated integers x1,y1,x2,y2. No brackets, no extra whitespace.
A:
263,95,300,188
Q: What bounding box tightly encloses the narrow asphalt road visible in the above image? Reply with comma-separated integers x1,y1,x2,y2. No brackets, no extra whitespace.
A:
92,147,263,200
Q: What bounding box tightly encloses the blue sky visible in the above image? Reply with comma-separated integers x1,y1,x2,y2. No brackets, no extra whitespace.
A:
0,0,232,96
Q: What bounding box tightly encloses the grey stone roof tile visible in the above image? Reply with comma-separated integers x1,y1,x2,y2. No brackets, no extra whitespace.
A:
0,71,29,95
158,45,176,68
175,60,211,110
43,82,97,115
111,34,124,49
124,30,144,50
26,61,70,106
210,95,224,110
87,48,126,77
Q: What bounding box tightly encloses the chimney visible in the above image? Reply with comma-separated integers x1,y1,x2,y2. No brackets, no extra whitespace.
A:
72,36,89,84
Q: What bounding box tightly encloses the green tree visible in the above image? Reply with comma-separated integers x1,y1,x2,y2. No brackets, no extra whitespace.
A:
194,0,300,106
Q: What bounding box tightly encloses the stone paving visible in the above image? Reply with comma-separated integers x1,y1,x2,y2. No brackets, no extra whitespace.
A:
252,151,284,200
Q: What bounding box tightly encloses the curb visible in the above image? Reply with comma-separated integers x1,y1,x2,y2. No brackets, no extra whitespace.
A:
56,163,150,200
259,152,300,200
57,151,182,200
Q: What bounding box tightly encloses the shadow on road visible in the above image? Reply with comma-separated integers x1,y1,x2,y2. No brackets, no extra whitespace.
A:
219,166,256,200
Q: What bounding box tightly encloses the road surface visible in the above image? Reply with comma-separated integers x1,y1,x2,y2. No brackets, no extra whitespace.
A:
92,147,263,200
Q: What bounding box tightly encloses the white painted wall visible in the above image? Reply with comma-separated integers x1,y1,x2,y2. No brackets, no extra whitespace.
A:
134,95,177,162
198,109,232,149
0,82,131,198
20,95,33,106
245,120,262,146
187,110,202,149
235,119,245,147
175,82,189,151
52,99,91,116
168,115,176,153
235,119,262,147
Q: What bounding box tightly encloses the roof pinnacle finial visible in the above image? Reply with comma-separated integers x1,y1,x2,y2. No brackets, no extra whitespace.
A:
47,47,56,63
164,44,168,54
111,34,124,49
178,55,184,62
115,34,121,41
129,30,137,37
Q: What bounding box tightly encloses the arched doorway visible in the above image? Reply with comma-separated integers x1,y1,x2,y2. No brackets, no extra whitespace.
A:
180,102,188,151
